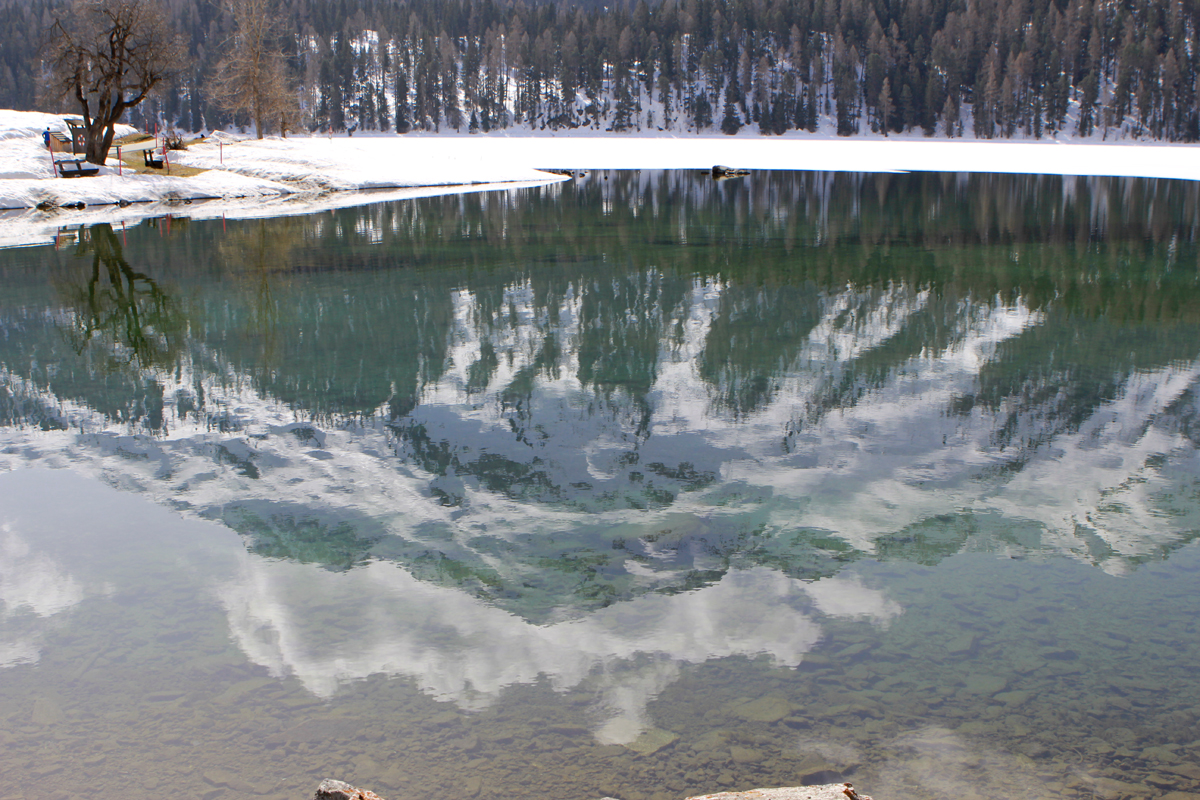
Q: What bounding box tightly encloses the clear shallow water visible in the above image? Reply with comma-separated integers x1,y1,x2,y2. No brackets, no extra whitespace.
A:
1,171,1200,800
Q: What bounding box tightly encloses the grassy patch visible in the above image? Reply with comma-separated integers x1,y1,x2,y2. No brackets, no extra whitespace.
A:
111,132,154,146
115,153,207,177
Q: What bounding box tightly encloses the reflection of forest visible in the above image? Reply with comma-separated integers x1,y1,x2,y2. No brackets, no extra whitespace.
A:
1,171,1199,602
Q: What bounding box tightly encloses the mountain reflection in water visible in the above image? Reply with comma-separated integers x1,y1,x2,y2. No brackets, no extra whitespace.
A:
3,172,1197,593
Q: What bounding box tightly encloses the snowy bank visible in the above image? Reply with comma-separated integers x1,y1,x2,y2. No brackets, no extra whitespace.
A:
0,109,567,213
366,132,1200,181
174,128,1200,185
172,135,565,191
5,131,1196,215
3,106,1200,244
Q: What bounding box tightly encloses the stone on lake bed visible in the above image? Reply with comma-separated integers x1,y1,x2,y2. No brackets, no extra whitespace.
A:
691,729,732,752
202,767,256,794
1165,763,1200,781
625,727,680,755
1142,745,1184,763
451,733,480,751
734,696,794,723
964,675,1008,694
947,634,978,653
1147,773,1186,789
30,697,64,725
730,745,763,763
994,689,1033,706
797,761,845,785
834,643,871,658
1084,777,1150,799
1011,656,1046,674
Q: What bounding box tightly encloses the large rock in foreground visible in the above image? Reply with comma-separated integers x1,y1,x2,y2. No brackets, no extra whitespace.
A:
686,786,871,800
314,780,870,800
313,779,387,800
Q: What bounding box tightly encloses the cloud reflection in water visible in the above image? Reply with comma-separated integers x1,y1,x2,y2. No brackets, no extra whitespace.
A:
220,556,900,743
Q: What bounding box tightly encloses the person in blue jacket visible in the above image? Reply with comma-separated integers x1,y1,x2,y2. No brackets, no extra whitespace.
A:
42,129,51,149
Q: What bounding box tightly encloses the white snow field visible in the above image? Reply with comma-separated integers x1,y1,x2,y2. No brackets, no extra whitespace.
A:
2,106,1200,247
0,109,565,212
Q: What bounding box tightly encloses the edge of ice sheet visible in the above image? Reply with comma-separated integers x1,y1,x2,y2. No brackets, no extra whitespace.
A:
0,179,563,250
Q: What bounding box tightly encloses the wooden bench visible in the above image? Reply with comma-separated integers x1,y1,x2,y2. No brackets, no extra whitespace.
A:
57,159,99,178
143,149,164,169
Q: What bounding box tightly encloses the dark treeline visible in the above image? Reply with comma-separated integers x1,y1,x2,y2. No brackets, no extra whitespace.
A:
2,0,1199,139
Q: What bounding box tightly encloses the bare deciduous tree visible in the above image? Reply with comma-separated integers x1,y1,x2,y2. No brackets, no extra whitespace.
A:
209,0,301,138
45,0,182,164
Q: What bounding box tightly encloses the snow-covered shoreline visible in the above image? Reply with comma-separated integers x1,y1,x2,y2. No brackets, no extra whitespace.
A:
3,107,1199,249
0,110,570,214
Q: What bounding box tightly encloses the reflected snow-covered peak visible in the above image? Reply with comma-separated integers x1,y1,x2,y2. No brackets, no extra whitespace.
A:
218,557,898,742
3,173,1200,617
2,265,1198,601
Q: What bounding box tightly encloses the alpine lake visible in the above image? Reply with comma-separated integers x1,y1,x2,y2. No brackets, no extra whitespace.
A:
1,170,1199,800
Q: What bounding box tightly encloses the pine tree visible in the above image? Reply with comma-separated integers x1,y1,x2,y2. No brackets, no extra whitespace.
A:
1077,70,1098,137
721,97,742,134
394,69,410,133
878,77,894,135
693,91,713,130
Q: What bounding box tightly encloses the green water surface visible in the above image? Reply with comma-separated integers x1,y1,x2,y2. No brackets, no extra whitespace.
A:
0,171,1199,800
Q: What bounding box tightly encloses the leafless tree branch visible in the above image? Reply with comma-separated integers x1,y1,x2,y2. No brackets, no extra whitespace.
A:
44,0,183,164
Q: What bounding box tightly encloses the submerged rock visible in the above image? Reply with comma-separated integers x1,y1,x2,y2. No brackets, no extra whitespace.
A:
733,695,794,723
964,674,1007,694
30,696,64,725
729,745,763,764
626,727,680,755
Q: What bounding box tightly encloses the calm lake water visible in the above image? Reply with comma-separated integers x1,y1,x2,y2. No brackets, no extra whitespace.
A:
2,171,1200,800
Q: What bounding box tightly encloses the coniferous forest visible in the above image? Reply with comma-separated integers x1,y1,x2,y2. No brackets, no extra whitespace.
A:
0,0,1197,140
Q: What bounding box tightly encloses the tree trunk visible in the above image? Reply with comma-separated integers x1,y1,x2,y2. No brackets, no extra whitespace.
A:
84,118,112,165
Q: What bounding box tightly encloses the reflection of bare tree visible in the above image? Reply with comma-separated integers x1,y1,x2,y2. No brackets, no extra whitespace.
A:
58,223,186,371
214,218,308,366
